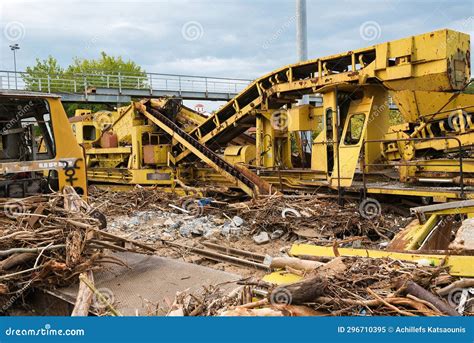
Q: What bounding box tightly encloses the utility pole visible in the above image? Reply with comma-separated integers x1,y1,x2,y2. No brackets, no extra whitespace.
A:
296,0,308,64
296,0,310,159
9,44,20,89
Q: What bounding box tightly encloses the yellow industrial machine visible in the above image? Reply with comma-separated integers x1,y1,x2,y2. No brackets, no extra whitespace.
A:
0,91,87,197
74,29,473,202
70,97,271,197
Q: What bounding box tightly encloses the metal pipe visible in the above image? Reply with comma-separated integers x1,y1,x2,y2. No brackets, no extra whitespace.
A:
296,0,311,156
296,0,308,62
416,178,453,184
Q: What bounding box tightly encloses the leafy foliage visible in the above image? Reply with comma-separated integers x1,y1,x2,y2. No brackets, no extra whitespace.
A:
65,52,147,89
23,56,65,92
23,52,147,93
464,81,474,94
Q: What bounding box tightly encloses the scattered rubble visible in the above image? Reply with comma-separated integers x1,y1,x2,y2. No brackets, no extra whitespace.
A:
4,186,470,317
105,210,249,243
168,256,473,316
96,189,407,251
226,195,407,245
253,232,270,245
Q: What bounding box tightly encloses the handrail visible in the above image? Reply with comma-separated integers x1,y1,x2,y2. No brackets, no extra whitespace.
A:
0,69,252,82
0,70,251,96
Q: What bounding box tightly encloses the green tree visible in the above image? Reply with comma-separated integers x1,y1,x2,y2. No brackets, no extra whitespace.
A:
23,56,65,92
65,52,147,89
465,80,474,94
64,103,114,117
24,52,147,93
24,52,147,115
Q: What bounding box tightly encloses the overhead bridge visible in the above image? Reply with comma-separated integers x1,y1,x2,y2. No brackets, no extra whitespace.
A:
0,70,250,103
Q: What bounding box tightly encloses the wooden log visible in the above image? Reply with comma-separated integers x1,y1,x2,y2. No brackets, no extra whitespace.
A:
0,253,36,271
269,257,323,272
437,279,474,296
269,275,327,305
404,280,459,316
71,271,94,316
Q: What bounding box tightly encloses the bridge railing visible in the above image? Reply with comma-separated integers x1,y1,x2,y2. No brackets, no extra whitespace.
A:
0,70,251,96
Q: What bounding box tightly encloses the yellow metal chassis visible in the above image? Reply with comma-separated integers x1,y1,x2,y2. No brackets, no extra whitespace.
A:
289,244,473,277
264,200,474,285
75,30,474,202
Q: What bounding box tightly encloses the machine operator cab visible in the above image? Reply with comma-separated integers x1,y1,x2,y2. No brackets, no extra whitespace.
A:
0,91,87,198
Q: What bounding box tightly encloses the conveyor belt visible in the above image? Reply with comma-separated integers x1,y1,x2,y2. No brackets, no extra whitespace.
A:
139,104,271,197
173,29,467,163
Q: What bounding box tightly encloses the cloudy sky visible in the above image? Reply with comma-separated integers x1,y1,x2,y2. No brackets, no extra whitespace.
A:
0,0,473,109
0,0,473,77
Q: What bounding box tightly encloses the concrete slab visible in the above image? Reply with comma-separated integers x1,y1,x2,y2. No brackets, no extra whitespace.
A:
49,252,240,316
450,218,474,251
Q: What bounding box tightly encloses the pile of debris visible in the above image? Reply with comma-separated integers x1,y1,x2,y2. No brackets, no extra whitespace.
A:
168,256,473,316
0,188,106,311
88,186,180,216
0,187,156,314
92,188,406,248
105,210,245,243
227,195,406,245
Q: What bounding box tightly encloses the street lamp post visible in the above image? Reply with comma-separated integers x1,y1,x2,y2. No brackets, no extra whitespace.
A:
9,44,20,89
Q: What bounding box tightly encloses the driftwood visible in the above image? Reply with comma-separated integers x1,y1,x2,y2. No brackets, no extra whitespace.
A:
0,188,104,299
0,253,36,271
316,296,442,316
88,185,179,216
71,271,95,316
268,257,323,272
437,279,474,297
270,275,327,305
367,288,415,316
403,280,459,316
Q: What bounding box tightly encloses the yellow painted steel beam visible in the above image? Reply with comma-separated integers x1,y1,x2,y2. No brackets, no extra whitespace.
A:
289,244,474,277
87,147,131,154
405,214,439,250
262,271,303,285
362,186,469,200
